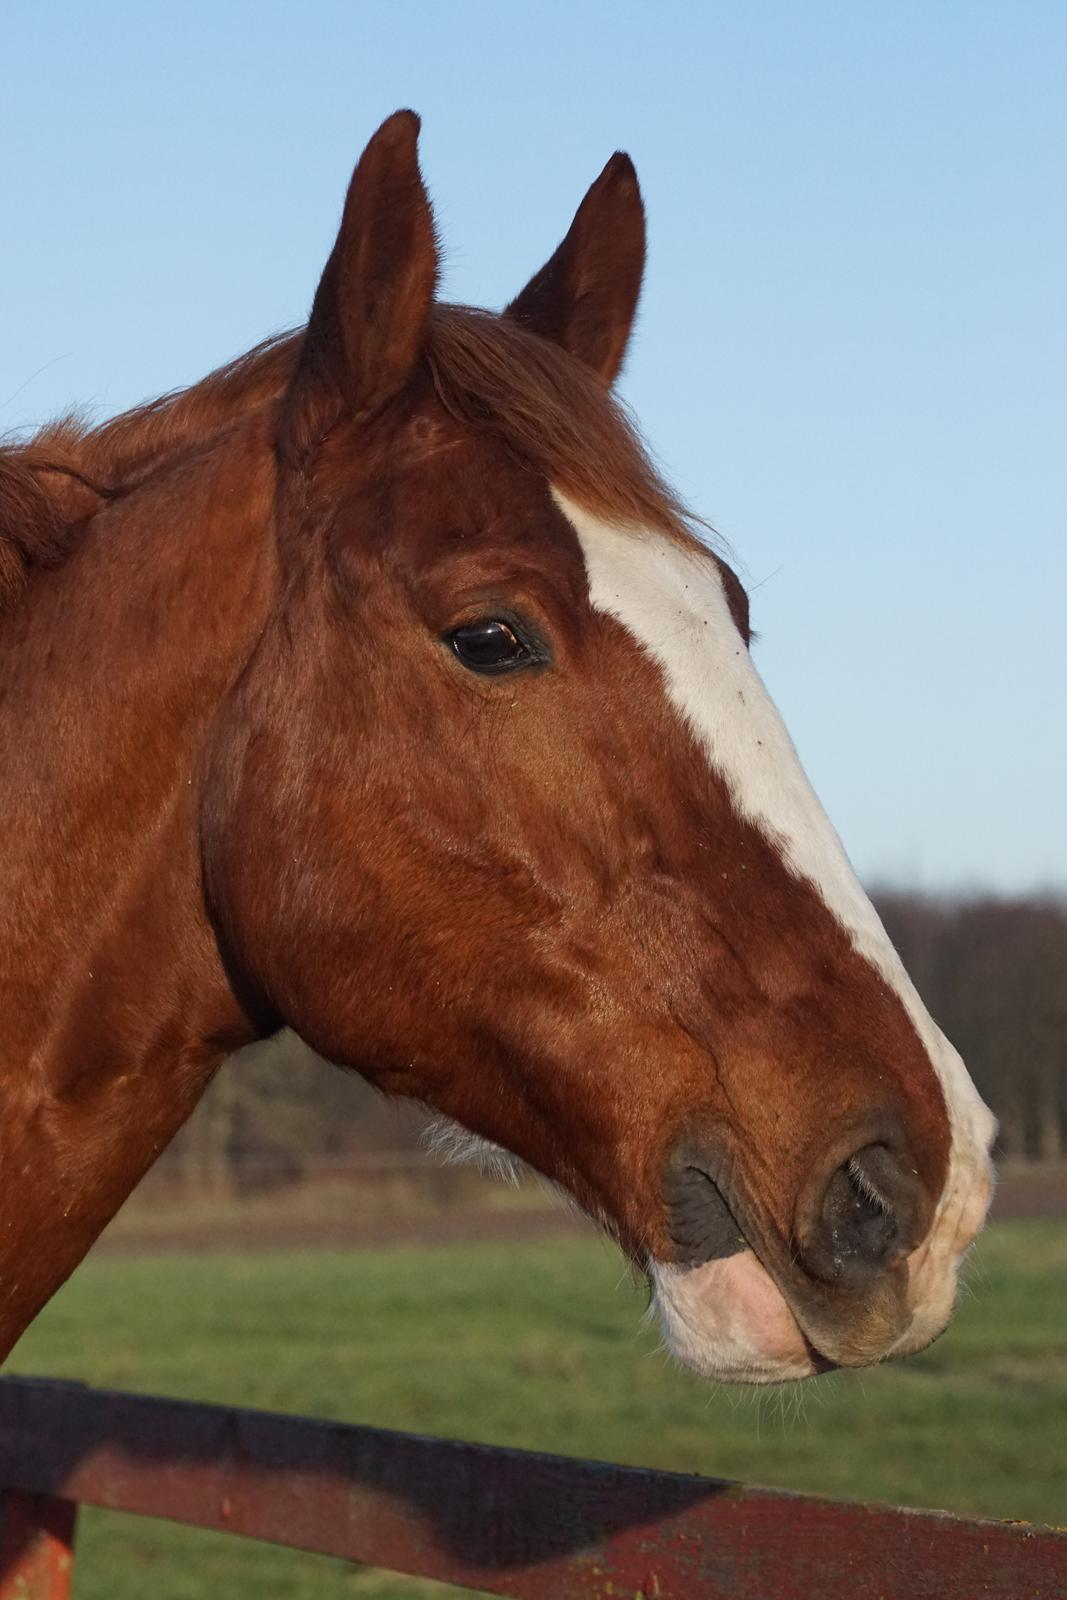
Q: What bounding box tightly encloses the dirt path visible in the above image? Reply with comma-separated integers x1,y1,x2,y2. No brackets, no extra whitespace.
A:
92,1164,1066,1257
94,1204,595,1257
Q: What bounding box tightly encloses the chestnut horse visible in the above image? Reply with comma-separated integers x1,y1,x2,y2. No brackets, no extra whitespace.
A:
0,113,994,1383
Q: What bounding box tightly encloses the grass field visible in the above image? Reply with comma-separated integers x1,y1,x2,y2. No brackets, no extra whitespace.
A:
8,1220,1066,1598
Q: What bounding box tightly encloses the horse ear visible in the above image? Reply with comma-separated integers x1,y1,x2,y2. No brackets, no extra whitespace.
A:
280,110,438,463
504,153,645,385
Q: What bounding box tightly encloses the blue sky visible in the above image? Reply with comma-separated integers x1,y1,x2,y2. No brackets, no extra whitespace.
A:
5,3,1064,892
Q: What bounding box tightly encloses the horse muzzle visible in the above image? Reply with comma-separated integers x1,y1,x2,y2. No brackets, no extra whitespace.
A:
653,1128,994,1384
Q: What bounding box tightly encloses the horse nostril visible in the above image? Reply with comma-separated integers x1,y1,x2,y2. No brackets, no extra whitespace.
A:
664,1157,747,1267
801,1144,915,1286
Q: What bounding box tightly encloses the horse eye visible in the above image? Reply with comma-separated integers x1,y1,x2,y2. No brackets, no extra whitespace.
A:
446,619,536,674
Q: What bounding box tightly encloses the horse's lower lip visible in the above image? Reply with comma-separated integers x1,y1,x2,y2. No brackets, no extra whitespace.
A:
650,1250,817,1383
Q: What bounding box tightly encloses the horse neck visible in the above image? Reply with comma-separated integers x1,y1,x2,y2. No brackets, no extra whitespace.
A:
0,413,279,1357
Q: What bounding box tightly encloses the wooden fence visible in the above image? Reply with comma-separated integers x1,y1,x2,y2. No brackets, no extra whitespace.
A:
0,1377,1063,1599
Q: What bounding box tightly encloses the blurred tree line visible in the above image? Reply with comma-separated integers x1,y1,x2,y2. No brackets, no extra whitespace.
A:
161,890,1067,1192
876,891,1067,1162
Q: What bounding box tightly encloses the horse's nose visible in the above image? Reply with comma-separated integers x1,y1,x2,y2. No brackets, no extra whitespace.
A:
797,1142,927,1287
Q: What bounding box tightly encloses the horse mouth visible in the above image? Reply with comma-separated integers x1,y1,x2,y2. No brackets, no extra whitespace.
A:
651,1147,991,1384
654,1151,923,1383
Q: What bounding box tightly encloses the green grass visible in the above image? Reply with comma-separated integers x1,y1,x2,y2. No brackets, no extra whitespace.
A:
8,1221,1066,1598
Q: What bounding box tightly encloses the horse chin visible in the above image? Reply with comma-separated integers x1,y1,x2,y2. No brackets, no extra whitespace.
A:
650,1253,818,1385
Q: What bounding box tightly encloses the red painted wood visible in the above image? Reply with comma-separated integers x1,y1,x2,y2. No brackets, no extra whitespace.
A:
0,1377,1063,1600
0,1489,76,1600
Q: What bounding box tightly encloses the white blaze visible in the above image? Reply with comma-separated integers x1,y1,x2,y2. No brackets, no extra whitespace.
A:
553,489,994,1203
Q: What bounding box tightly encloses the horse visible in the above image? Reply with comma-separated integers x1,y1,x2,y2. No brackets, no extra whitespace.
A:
0,111,995,1383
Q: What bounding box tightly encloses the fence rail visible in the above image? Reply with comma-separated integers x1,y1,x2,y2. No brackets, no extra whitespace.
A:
0,1378,1063,1599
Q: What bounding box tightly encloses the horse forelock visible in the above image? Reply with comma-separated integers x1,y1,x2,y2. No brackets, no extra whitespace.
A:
423,308,701,549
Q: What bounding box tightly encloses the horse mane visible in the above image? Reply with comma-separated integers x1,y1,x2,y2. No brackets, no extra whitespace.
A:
0,306,694,608
0,332,301,607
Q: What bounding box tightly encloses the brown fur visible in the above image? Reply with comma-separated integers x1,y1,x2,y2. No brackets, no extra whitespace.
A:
0,113,954,1370
0,304,695,614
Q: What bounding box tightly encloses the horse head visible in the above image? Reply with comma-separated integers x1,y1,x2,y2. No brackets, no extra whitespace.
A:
200,113,995,1383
